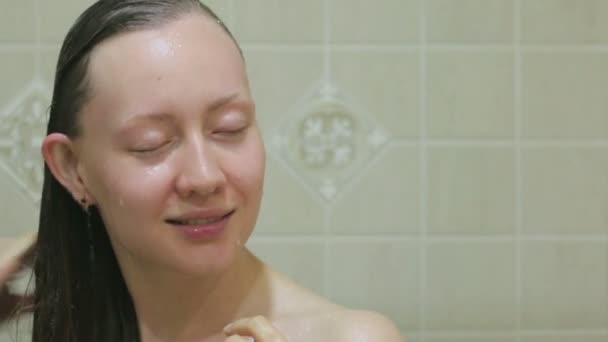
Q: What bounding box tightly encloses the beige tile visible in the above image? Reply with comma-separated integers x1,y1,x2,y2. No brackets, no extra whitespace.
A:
331,146,419,234
403,336,417,342
332,50,420,138
243,48,323,135
330,0,420,43
427,50,514,138
233,0,323,43
0,314,32,341
39,47,60,84
39,0,95,43
0,169,37,237
522,51,608,138
522,147,608,234
0,51,36,109
246,240,325,296
428,147,515,235
521,336,608,342
427,337,515,342
327,240,419,331
521,241,608,329
200,0,233,28
426,241,517,330
427,0,513,43
0,0,36,42
522,0,608,44
255,155,325,235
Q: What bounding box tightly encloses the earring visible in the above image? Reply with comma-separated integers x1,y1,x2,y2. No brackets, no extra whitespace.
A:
79,197,87,208
81,198,95,264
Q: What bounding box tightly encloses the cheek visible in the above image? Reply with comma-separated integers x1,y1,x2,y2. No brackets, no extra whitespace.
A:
227,140,265,198
89,162,174,224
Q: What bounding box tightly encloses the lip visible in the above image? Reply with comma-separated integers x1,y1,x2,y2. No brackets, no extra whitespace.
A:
167,209,234,240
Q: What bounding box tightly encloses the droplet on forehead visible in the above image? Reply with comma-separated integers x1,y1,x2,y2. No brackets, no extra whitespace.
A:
150,37,172,55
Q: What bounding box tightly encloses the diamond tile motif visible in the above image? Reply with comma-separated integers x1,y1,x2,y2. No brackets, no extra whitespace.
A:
271,83,389,202
0,81,51,202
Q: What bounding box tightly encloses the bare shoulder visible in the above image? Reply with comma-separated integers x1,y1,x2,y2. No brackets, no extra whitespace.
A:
265,268,405,342
332,309,406,342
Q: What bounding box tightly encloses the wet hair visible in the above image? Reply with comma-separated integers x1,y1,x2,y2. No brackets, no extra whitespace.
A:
32,1,240,341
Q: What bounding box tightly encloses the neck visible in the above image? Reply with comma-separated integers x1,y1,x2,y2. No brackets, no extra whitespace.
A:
119,248,271,342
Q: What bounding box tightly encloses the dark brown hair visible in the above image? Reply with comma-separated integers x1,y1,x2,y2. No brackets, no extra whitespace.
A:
33,1,240,341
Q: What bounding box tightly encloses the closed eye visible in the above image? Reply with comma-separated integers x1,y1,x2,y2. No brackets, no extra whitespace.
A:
129,140,173,154
213,126,248,137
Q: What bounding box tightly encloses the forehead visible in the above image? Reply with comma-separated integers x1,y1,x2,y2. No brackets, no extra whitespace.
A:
83,13,247,119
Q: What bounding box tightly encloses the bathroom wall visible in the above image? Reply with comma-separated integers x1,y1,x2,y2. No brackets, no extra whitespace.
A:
1,1,607,341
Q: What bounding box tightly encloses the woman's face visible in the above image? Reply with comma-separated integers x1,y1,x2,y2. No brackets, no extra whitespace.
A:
74,14,265,276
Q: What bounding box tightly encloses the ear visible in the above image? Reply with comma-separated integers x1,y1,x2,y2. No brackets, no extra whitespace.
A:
41,133,93,205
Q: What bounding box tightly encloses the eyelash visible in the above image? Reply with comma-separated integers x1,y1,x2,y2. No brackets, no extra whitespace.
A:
129,126,247,154
130,140,172,154
213,126,247,137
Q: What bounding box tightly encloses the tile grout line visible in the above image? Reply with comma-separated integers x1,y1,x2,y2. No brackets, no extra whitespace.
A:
419,0,429,340
385,139,608,147
322,0,332,299
34,0,41,79
322,0,332,84
514,0,523,340
227,0,235,31
235,42,608,51
250,234,608,243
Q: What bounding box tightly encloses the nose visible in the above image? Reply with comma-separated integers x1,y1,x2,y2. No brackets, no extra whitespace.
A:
175,138,226,199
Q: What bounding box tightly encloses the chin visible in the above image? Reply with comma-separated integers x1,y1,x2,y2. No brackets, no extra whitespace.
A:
170,238,244,277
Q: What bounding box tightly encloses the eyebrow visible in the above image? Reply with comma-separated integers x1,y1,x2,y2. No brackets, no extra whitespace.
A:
122,93,246,126
208,93,241,112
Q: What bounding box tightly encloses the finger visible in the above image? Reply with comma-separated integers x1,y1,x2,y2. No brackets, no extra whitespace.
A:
0,258,21,284
0,233,36,284
225,336,255,342
224,316,287,342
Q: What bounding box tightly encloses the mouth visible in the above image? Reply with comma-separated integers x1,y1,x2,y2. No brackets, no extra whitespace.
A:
165,210,234,226
166,210,235,240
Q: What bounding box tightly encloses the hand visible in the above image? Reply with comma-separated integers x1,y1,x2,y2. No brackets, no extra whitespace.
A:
0,233,36,321
224,316,288,342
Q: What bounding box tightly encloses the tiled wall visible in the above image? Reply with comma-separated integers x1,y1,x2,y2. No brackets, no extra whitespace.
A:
1,1,607,341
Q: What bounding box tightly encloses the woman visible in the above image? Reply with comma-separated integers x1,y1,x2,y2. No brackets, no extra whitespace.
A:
5,1,405,341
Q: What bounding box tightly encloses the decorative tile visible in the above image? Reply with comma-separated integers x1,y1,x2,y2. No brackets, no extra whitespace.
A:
0,81,51,203
271,83,389,202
